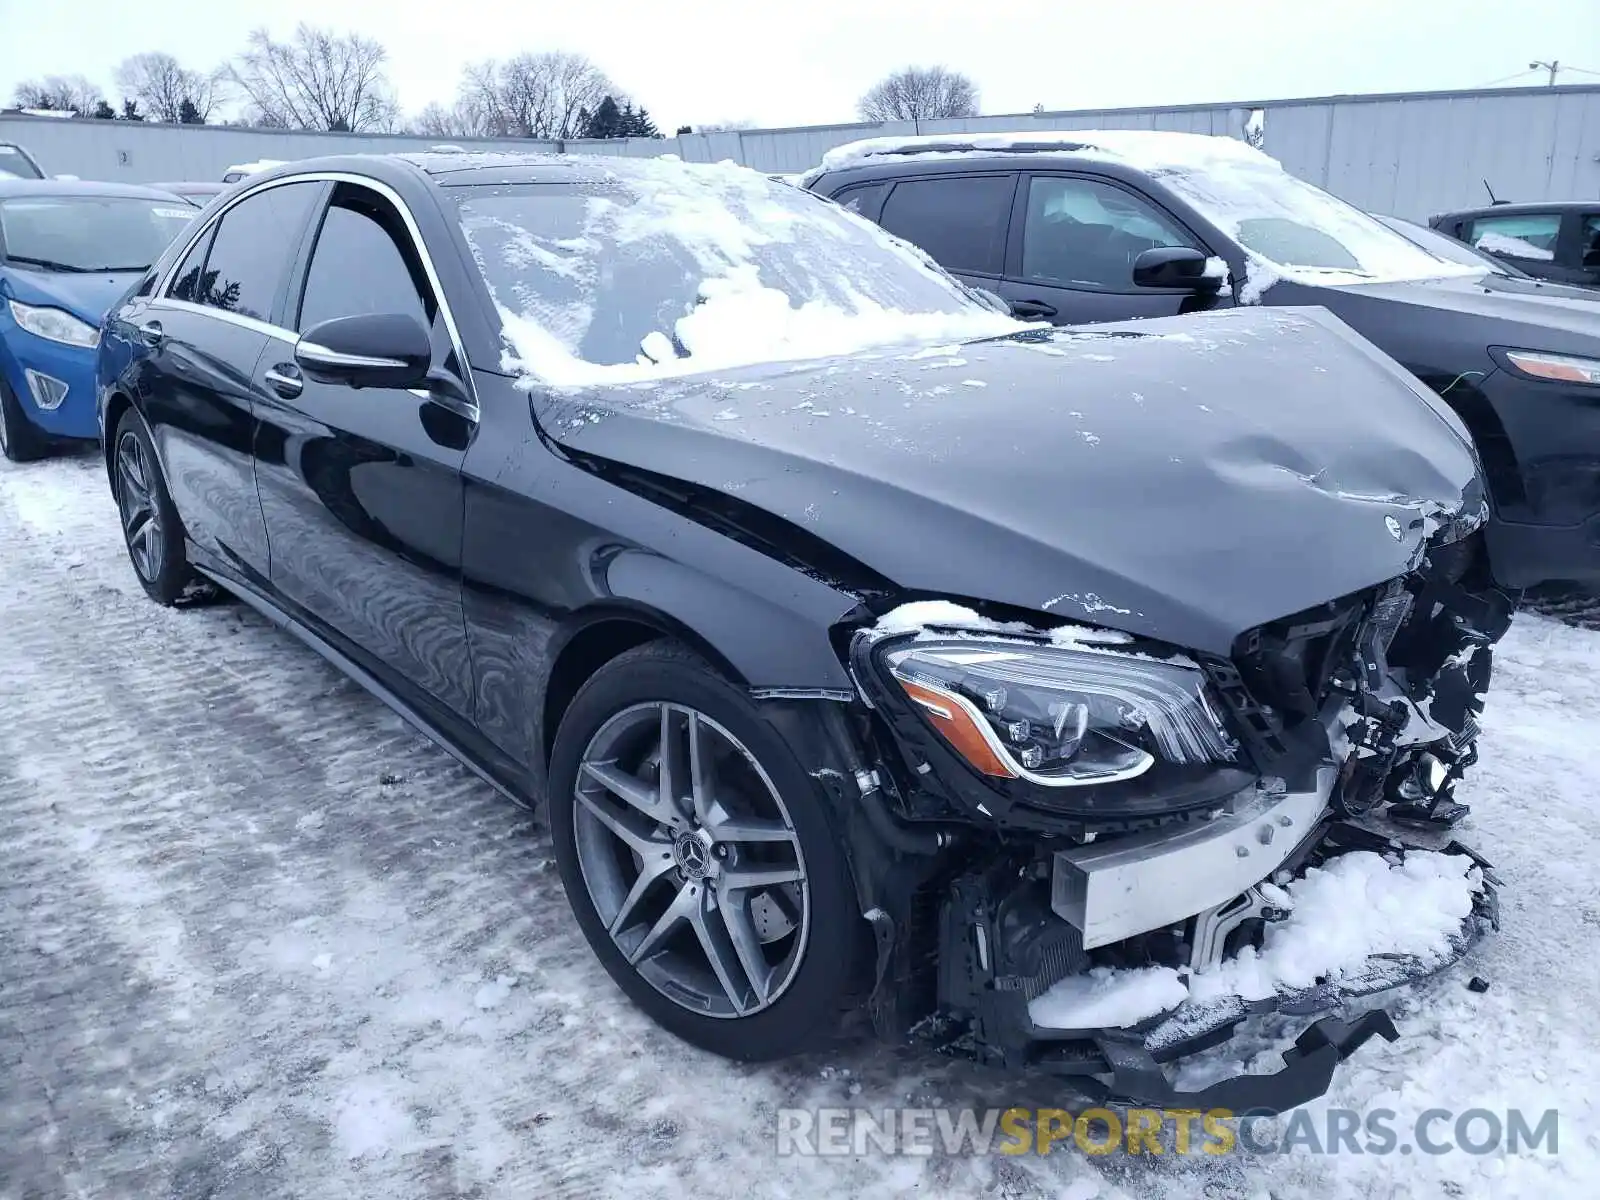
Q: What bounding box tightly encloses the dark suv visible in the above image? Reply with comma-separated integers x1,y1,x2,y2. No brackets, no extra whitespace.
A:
1430,201,1600,290
804,131,1600,588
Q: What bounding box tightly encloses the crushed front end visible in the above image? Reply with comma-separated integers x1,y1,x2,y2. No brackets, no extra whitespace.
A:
828,522,1517,1114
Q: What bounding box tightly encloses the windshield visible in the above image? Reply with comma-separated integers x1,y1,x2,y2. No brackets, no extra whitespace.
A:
453,162,1019,386
1370,214,1517,277
0,195,195,272
1156,160,1478,286
0,144,44,180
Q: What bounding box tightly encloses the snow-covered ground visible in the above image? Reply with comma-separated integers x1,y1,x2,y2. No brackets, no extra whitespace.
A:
2,452,1597,1199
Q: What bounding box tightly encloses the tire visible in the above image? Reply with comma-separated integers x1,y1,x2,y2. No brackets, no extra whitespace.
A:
112,408,204,605
548,641,869,1062
0,374,49,463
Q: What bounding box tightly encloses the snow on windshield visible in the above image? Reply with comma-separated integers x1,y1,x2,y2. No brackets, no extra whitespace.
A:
454,160,1022,387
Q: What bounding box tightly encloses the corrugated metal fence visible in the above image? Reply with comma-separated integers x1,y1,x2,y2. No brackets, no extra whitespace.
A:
4,84,1598,219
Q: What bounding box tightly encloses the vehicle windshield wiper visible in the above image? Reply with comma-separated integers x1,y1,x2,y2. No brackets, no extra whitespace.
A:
87,265,150,273
4,254,94,273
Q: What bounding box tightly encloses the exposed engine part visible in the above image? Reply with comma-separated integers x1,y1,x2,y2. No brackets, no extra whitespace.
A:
1186,883,1288,973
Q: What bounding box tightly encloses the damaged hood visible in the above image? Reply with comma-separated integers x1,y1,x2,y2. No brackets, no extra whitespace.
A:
534,306,1484,655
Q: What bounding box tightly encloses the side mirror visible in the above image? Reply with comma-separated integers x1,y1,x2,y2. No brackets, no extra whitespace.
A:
295,313,432,389
1132,247,1220,292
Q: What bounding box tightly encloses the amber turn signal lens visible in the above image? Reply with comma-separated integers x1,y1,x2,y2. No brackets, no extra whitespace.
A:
895,677,1018,778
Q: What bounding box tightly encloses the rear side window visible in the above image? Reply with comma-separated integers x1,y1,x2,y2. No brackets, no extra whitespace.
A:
878,175,1014,276
1466,212,1561,262
830,182,887,221
297,190,434,333
198,182,321,321
167,226,215,303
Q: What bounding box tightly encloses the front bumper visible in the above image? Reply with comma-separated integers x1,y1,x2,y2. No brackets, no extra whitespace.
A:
921,821,1497,1115
0,334,100,441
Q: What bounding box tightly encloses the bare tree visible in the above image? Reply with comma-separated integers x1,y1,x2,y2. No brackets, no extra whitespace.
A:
115,52,226,123
409,98,489,138
459,52,615,140
230,25,398,132
12,74,104,114
857,66,979,122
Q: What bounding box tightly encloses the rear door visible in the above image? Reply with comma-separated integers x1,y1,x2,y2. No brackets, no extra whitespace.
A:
137,180,323,583
996,172,1218,325
253,180,477,720
875,173,1016,297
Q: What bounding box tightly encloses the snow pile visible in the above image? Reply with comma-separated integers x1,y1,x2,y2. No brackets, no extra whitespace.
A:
1030,848,1484,1030
1029,966,1190,1030
1474,231,1554,261
871,599,1134,647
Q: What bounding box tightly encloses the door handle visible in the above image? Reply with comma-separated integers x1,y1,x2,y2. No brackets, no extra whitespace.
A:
1010,299,1058,319
263,363,303,398
138,319,163,346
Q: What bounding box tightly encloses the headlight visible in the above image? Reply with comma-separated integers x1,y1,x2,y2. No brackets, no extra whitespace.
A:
7,299,100,349
1502,349,1600,386
883,638,1236,787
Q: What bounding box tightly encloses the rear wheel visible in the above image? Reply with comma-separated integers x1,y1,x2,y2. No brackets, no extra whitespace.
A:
548,642,867,1061
113,409,205,605
0,375,49,463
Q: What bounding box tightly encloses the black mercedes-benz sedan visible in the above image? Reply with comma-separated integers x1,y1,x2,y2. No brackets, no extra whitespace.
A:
96,152,1514,1112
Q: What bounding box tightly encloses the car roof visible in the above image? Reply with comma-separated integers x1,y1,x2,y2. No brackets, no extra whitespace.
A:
0,178,186,201
241,150,793,192
801,128,1273,184
1436,200,1600,220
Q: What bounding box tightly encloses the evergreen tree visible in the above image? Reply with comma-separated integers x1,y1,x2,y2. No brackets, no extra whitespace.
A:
675,124,692,135
121,98,144,121
631,106,661,138
580,95,623,139
91,99,116,120
178,97,204,125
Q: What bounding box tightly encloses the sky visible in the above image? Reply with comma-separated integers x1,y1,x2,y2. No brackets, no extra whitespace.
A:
2,0,1599,130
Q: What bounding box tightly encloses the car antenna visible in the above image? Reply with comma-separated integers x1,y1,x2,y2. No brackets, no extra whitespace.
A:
1482,179,1507,205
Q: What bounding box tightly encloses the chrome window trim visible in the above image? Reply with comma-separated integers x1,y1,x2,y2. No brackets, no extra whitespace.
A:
148,295,293,340
154,170,479,418
298,341,408,370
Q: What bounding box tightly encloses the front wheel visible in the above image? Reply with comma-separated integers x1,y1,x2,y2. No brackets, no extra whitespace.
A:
548,642,868,1061
112,409,205,605
0,375,49,463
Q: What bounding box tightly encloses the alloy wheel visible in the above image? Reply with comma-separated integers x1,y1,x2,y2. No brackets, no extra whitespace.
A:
572,702,811,1019
116,430,164,582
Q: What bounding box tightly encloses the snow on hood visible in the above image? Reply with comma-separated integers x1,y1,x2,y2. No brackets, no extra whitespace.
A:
1029,848,1485,1031
540,306,1486,654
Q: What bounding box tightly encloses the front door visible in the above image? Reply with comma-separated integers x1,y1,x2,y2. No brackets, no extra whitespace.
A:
995,173,1222,325
252,182,477,721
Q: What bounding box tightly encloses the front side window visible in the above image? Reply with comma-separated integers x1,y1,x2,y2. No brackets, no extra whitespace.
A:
1581,215,1600,269
1466,213,1562,262
198,182,321,322
297,191,433,333
1021,176,1196,290
0,196,195,273
877,174,1014,276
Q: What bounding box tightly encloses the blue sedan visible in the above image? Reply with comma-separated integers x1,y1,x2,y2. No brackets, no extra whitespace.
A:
0,180,196,461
